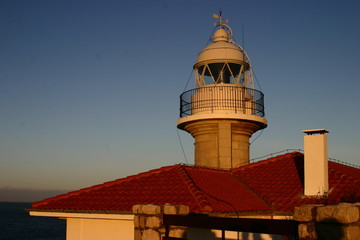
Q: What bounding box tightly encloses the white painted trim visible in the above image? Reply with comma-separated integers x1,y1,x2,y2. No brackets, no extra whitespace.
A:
29,211,134,220
29,211,292,221
177,113,267,127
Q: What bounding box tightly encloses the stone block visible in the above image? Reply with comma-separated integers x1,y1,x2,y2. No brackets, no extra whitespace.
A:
343,225,360,240
298,223,317,239
170,228,186,238
178,205,190,215
294,205,320,222
146,216,161,228
333,206,359,224
135,215,146,229
164,204,177,215
317,205,336,222
142,229,160,240
134,215,140,228
138,215,146,229
133,204,142,214
134,229,142,240
142,204,161,215
158,227,166,234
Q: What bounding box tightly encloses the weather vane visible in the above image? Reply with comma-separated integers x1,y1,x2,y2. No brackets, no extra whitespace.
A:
213,9,228,28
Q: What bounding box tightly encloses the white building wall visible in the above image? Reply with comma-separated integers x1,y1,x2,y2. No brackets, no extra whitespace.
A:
30,208,292,240
67,218,134,240
29,211,134,240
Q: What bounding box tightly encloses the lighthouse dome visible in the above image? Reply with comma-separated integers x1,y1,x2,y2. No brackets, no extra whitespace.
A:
195,42,244,65
194,29,246,68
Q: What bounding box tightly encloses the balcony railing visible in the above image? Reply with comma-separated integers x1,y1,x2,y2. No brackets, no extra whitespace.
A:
179,85,265,118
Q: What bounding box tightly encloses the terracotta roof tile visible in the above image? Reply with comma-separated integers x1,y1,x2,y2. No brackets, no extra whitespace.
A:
32,152,360,214
231,152,360,213
32,164,270,213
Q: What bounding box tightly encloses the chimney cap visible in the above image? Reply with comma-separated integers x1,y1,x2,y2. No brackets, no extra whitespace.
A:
302,129,329,135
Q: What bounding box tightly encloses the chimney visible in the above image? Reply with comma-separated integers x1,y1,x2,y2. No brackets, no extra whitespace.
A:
302,129,329,196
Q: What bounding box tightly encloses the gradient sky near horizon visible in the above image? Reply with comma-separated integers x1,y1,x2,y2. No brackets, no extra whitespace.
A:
1,0,360,200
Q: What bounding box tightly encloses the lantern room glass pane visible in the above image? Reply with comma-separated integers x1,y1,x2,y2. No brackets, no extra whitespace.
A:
228,63,241,77
207,63,229,84
197,62,248,85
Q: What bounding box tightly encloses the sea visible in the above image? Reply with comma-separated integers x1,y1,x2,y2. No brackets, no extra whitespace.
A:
0,202,66,240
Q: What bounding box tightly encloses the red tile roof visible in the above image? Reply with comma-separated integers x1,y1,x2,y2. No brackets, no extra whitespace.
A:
232,152,360,213
32,152,360,214
32,165,271,213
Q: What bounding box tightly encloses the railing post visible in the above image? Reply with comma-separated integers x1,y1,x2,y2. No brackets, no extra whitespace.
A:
211,87,214,113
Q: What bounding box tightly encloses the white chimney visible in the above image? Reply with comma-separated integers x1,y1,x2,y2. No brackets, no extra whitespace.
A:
302,129,329,196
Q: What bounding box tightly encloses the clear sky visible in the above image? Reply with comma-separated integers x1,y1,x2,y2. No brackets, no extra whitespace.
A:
1,0,360,201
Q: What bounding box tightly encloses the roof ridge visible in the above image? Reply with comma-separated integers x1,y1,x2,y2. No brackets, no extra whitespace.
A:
176,165,213,212
250,149,303,162
177,165,268,213
229,172,273,210
234,152,303,170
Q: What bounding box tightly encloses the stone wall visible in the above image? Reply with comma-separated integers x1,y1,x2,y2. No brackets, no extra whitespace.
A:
294,203,360,240
132,204,189,240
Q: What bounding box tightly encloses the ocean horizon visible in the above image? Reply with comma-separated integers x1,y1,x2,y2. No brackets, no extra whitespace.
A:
0,202,66,240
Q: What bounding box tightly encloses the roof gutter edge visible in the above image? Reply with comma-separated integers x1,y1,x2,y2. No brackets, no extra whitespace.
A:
28,209,134,220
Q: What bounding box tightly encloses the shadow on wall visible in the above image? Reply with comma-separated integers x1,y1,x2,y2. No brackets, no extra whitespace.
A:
186,228,218,239
240,232,283,240
186,228,292,240
315,219,344,240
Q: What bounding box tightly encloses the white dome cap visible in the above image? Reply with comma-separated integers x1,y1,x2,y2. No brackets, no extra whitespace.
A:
213,28,229,42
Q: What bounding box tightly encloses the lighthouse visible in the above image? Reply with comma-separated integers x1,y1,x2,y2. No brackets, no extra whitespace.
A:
177,14,267,169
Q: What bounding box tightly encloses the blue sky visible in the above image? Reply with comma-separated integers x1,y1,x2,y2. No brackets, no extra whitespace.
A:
1,0,360,201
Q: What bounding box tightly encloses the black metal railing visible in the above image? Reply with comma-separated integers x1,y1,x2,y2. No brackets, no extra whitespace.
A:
179,86,265,118
250,149,304,163
250,149,360,168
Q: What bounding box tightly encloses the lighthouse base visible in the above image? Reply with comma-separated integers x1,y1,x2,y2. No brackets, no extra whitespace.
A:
183,119,262,169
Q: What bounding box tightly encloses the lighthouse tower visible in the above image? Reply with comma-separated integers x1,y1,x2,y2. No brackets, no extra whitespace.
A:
177,14,267,169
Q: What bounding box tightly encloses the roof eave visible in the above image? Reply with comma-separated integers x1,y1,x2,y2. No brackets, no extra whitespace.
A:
28,209,134,220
